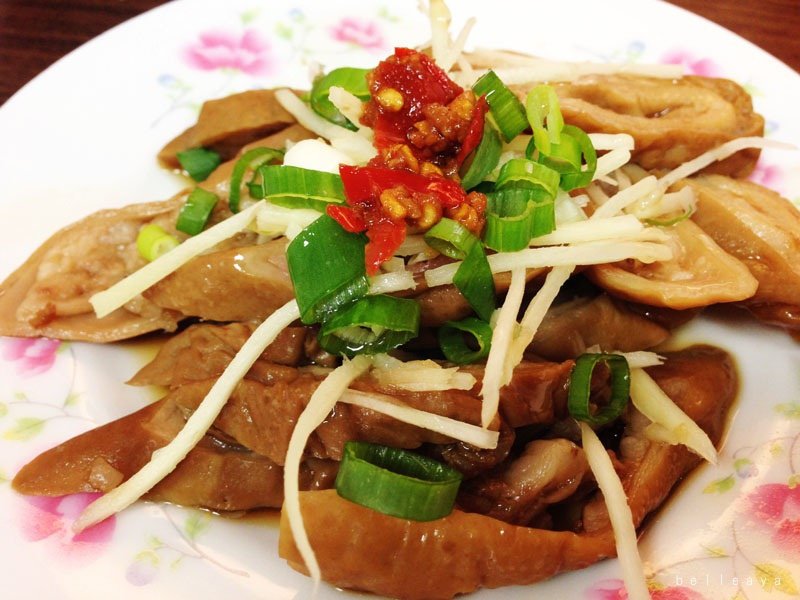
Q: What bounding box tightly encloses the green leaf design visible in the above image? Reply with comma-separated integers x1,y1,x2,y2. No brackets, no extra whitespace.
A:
13,391,27,402
240,8,260,25
703,474,735,494
275,22,293,40
134,549,160,566
377,6,400,22
147,535,163,549
789,473,800,489
0,402,7,418
184,512,210,541
3,417,45,441
703,545,729,558
776,402,800,420
63,392,81,408
754,562,799,594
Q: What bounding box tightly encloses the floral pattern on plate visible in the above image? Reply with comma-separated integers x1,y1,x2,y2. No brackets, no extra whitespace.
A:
1,1,800,599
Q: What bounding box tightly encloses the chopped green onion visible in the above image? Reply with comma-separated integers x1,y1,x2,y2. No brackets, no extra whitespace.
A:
525,85,564,156
176,147,221,182
528,130,581,172
228,147,284,213
286,214,369,324
310,67,371,130
335,441,462,521
425,219,496,321
176,188,218,235
495,158,560,199
485,187,556,247
555,125,597,191
318,295,420,356
438,317,493,364
472,70,528,142
454,242,495,322
249,165,346,213
459,121,502,190
424,216,476,260
136,224,179,262
568,353,631,426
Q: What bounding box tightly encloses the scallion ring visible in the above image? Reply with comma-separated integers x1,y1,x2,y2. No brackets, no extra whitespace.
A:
525,84,564,156
556,125,598,191
495,158,560,199
459,120,502,190
438,317,493,364
228,147,284,213
286,214,369,324
472,70,528,142
425,219,496,322
310,67,371,130
176,187,218,236
136,224,179,262
176,147,221,182
335,441,463,521
486,187,556,243
249,165,346,213
318,295,420,356
568,353,631,426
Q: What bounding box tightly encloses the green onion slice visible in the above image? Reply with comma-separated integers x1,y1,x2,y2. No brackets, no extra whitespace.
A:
286,214,369,324
424,215,476,260
310,67,371,130
176,187,218,236
136,224,179,262
525,85,564,156
568,353,631,426
556,125,598,191
495,158,560,199
425,219,496,322
438,317,493,364
176,147,221,182
318,295,421,357
459,120,502,190
472,70,528,143
335,441,463,521
528,130,581,172
485,187,556,247
249,165,346,213
228,147,284,213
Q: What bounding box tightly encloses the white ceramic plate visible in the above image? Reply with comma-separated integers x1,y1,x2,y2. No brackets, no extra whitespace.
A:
1,1,799,599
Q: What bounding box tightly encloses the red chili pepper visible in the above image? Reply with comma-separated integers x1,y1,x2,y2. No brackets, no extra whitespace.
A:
326,204,366,233
340,165,468,207
365,219,406,275
455,95,489,166
367,48,463,151
333,164,472,274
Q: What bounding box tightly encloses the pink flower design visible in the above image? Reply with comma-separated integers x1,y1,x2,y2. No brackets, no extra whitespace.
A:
2,336,61,376
17,493,116,565
183,29,274,76
749,161,784,189
744,483,800,561
330,17,385,51
660,50,721,77
587,579,708,600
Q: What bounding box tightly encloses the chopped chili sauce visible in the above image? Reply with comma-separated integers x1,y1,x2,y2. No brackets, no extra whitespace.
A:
331,48,489,273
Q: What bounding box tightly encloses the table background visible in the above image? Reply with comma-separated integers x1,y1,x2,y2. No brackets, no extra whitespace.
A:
0,0,798,106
